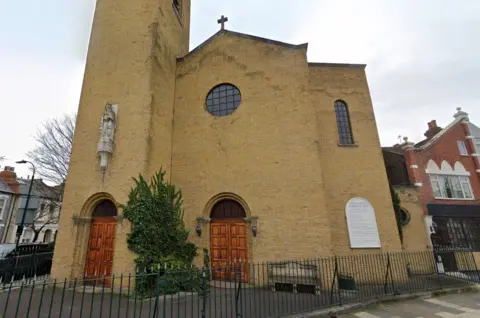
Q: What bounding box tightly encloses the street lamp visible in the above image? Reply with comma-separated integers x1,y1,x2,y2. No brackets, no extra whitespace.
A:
15,160,35,248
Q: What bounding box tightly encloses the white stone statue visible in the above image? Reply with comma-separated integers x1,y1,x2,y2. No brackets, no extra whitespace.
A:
97,104,118,170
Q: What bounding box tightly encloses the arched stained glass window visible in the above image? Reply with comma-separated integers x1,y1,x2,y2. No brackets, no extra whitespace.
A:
334,100,354,145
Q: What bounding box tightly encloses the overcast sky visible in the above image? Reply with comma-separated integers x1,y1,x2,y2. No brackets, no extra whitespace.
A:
1,0,479,178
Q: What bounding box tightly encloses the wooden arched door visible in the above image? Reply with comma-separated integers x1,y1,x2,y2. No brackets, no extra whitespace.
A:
85,199,117,286
210,199,248,281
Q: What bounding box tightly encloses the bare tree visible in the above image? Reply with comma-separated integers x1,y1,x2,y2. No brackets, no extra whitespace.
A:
27,113,76,185
16,113,75,244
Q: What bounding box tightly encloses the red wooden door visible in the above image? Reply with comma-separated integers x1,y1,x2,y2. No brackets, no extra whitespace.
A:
211,222,230,280
210,220,248,281
85,217,116,286
230,222,248,281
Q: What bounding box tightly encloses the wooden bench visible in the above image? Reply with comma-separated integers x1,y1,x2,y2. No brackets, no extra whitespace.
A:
267,261,321,294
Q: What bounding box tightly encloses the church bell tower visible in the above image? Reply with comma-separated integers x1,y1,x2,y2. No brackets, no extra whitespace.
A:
51,0,191,279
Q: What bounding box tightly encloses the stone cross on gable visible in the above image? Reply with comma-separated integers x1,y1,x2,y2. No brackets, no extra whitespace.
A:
217,15,228,30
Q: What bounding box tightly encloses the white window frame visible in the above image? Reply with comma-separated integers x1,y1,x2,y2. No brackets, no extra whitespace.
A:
0,195,8,220
475,138,480,154
457,140,468,156
429,174,474,200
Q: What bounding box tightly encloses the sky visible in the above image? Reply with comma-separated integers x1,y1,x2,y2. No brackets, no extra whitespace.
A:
0,0,479,179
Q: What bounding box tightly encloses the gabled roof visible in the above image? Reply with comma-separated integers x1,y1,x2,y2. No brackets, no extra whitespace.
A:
409,108,478,151
415,116,463,150
178,29,308,62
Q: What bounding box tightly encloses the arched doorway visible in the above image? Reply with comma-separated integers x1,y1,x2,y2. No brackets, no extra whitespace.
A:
210,199,248,281
85,199,117,285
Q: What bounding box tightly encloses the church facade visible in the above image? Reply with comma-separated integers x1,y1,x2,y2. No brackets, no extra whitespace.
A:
51,0,402,280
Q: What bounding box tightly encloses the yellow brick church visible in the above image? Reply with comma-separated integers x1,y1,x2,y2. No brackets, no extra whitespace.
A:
51,0,402,280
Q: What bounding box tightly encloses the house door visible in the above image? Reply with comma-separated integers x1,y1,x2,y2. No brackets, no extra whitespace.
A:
85,199,117,286
431,217,458,272
210,199,248,281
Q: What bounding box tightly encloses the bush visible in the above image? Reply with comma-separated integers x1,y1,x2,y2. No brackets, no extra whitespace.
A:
135,266,205,297
121,168,198,296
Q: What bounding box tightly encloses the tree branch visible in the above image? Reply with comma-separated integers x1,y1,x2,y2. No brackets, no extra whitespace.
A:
26,113,75,185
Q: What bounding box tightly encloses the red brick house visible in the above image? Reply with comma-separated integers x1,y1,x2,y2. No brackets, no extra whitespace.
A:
383,108,480,252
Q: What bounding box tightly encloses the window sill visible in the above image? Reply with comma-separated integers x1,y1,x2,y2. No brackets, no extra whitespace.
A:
338,144,358,148
433,197,476,201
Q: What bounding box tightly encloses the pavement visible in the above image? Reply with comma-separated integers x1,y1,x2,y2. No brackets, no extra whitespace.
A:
340,291,480,318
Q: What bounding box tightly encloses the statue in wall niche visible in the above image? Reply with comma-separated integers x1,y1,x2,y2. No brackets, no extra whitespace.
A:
97,104,118,171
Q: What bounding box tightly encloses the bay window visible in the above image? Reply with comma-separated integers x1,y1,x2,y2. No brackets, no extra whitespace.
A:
429,174,474,199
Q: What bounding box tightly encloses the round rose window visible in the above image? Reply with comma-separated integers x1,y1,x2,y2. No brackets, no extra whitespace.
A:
206,84,241,116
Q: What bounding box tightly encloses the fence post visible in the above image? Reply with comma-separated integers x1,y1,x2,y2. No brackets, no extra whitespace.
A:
383,253,394,295
235,262,242,318
330,257,340,306
201,268,207,318
32,248,37,280
433,249,443,289
152,270,161,318
233,262,238,318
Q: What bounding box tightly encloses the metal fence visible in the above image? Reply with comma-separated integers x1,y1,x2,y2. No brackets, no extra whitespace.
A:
0,248,479,318
0,249,53,285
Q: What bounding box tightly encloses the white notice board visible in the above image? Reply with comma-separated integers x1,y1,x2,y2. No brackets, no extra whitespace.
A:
345,197,381,248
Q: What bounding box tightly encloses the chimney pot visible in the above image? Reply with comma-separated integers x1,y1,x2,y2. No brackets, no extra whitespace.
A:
427,120,437,129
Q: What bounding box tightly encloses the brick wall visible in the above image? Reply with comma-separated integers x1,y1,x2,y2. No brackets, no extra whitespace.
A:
309,65,402,254
393,186,430,251
173,33,333,262
51,0,191,280
405,121,480,214
174,32,401,262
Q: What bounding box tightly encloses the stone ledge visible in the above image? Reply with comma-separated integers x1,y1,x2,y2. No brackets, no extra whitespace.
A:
72,216,92,225
280,285,480,318
196,217,211,223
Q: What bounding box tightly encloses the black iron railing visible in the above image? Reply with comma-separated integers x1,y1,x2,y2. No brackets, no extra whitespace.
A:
0,249,53,285
0,248,478,317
